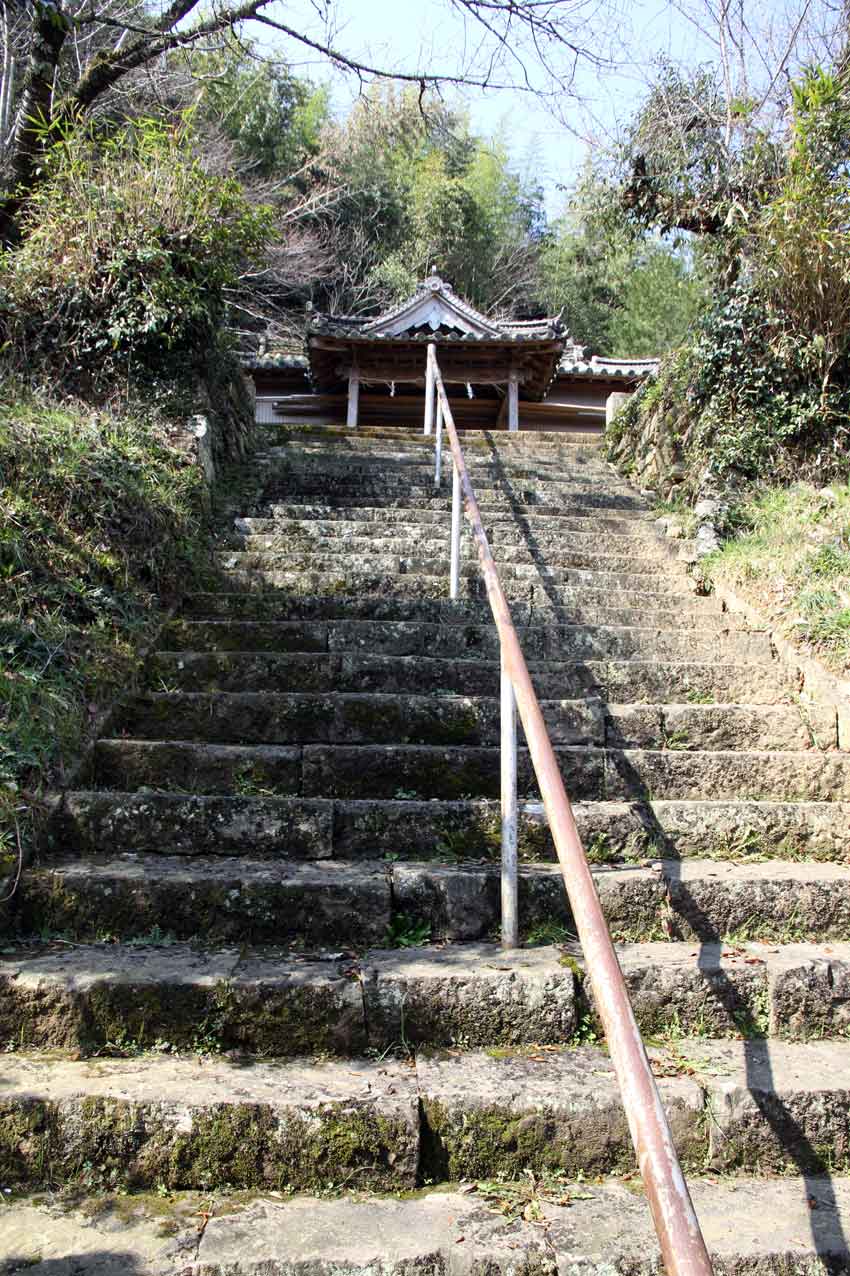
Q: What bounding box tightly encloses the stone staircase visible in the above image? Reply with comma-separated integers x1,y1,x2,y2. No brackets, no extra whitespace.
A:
3,424,850,1273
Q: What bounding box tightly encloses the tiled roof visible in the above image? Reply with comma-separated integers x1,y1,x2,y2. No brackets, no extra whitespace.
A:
308,327,561,344
557,353,660,379
308,275,563,343
244,353,309,371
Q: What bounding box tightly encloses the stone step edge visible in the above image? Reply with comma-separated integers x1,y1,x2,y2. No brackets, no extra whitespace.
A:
53,792,850,867
4,930,849,1050
16,1177,844,1276
2,1038,850,1193
16,852,850,944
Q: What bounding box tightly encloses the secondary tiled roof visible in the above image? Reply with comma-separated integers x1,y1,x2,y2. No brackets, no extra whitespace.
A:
244,353,309,371
557,352,661,379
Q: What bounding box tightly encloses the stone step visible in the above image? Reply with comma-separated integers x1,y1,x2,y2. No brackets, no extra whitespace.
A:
178,585,719,622
149,650,793,704
0,1052,420,1192
259,473,639,503
266,425,604,445
259,457,623,487
238,510,666,539
264,503,652,530
160,618,771,663
92,740,845,804
20,1176,846,1276
16,855,850,952
267,496,655,520
230,532,675,567
218,548,683,581
260,437,606,457
219,549,686,584
258,444,614,466
112,691,597,747
184,599,718,632
220,565,702,602
54,792,850,861
258,487,649,515
114,693,826,752
2,1038,850,1191
254,451,619,477
5,934,850,1055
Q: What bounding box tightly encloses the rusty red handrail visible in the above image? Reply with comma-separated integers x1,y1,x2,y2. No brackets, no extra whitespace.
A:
426,344,713,1276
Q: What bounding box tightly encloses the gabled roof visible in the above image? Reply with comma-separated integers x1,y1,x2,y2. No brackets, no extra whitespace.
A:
308,275,563,343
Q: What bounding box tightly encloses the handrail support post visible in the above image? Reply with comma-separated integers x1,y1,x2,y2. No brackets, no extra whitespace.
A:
434,394,444,489
449,462,461,600
500,656,518,949
424,353,435,435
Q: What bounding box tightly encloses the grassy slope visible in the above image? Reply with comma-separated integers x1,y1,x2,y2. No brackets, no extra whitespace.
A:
0,389,213,863
702,482,850,676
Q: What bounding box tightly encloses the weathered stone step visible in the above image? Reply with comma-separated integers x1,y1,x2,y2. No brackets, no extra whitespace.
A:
54,792,850,861
112,690,600,747
179,584,719,622
18,854,850,951
116,693,821,750
264,503,652,530
161,617,770,663
267,424,604,446
258,486,649,514
364,938,850,1046
2,1038,850,1191
181,599,717,633
417,1038,850,1178
268,496,654,520
149,649,792,704
231,531,674,566
31,1177,846,1276
267,430,605,447
257,449,613,470
239,512,665,543
259,473,638,503
218,548,681,581
93,739,845,804
260,456,622,487
6,933,850,1057
258,446,615,468
220,565,702,603
0,1053,420,1192
0,939,367,1056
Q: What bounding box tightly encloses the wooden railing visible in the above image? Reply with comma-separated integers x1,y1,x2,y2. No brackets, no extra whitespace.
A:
423,343,714,1276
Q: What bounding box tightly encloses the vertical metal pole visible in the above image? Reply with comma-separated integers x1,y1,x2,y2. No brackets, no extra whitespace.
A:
501,656,518,949
434,393,443,488
346,367,360,430
507,369,519,433
424,350,435,435
450,462,461,600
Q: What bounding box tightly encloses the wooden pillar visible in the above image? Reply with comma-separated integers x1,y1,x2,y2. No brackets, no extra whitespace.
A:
346,366,360,429
507,370,519,433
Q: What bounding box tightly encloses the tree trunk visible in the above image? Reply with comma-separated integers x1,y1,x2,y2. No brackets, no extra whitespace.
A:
0,1,69,242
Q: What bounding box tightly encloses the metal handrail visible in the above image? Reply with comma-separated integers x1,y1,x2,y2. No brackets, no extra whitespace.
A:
422,343,713,1276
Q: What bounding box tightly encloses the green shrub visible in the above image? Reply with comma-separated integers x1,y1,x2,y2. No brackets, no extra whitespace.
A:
0,115,272,390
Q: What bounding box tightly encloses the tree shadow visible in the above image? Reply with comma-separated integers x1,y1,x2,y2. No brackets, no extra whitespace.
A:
1,1251,158,1275
667,851,850,1266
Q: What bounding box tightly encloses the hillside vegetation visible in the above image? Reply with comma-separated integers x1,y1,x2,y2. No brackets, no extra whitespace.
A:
0,391,214,869
602,64,850,673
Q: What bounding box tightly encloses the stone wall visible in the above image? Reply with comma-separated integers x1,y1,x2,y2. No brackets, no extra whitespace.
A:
605,389,690,504
180,353,257,484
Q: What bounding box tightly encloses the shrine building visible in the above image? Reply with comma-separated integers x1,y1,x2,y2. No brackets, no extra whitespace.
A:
247,275,658,433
